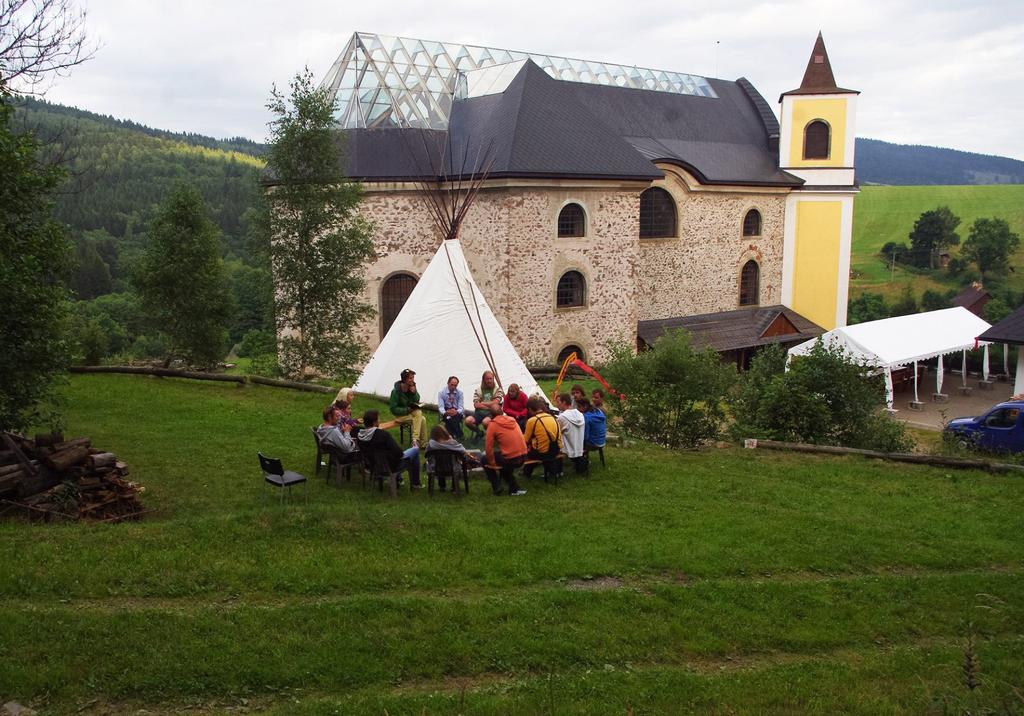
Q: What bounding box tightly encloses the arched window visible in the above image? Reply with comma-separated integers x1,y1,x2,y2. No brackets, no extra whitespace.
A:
557,344,584,365
739,261,760,307
803,120,830,160
380,273,417,338
639,187,676,239
742,209,761,237
556,271,586,308
558,203,585,238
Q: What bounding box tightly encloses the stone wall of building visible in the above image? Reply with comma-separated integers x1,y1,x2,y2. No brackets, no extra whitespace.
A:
350,174,788,371
354,184,642,368
634,171,787,321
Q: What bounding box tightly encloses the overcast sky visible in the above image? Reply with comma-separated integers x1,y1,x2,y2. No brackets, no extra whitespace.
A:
39,0,1024,160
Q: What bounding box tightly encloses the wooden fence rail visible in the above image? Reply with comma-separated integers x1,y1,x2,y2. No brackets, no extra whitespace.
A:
747,438,1024,474
69,366,334,393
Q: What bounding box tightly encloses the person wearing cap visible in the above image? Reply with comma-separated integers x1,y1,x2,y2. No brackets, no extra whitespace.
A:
389,368,428,446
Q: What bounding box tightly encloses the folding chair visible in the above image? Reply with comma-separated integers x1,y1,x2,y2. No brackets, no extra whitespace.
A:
258,453,307,504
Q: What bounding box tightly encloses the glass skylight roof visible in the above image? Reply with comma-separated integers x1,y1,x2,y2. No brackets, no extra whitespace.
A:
321,32,718,130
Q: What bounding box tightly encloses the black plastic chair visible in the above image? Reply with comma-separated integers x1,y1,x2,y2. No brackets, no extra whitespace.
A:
584,443,606,468
322,444,360,486
310,427,328,478
358,451,401,497
424,449,470,496
258,453,307,504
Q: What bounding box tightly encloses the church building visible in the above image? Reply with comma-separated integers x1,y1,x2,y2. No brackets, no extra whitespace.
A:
317,31,858,368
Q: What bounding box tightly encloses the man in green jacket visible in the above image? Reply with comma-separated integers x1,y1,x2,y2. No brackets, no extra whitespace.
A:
389,368,428,446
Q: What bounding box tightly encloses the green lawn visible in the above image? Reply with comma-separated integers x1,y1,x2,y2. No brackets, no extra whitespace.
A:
852,184,1024,299
1,375,1022,714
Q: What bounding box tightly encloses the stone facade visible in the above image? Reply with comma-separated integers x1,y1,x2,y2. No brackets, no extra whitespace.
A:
354,167,791,368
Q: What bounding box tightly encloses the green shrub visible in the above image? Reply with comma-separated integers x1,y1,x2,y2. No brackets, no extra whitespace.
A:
246,353,283,378
730,339,913,452
603,330,734,448
847,292,889,324
237,329,276,358
130,334,168,360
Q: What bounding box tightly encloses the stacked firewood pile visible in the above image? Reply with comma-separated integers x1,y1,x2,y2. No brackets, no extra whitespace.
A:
0,432,146,522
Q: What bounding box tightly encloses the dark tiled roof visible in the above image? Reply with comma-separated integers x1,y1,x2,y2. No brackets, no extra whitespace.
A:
337,60,801,187
637,305,823,352
978,303,1024,345
951,284,990,309
780,32,858,100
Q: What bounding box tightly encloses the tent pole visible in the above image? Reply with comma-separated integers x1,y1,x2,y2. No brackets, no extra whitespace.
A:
961,350,967,388
1015,347,1024,396
884,366,894,411
936,354,944,395
913,360,919,403
1004,344,1010,377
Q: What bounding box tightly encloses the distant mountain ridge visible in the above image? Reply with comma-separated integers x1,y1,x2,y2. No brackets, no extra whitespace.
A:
18,97,268,157
855,138,1024,186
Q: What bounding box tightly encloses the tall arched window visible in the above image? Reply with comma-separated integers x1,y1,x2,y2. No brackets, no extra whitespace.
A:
556,271,586,308
739,261,760,307
803,120,830,160
558,203,586,238
557,344,584,365
742,209,761,237
639,187,676,239
380,273,417,337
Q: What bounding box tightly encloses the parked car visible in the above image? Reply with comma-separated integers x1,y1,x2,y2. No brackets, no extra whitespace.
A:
944,400,1024,452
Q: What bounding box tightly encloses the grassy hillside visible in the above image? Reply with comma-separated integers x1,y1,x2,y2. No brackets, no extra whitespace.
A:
851,184,1024,299
857,138,1024,185
0,375,1022,713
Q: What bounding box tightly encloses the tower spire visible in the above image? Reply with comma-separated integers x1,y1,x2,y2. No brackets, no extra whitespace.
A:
780,31,858,100
799,31,837,91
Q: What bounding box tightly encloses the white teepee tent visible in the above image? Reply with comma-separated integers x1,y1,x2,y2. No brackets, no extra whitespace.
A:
353,239,543,405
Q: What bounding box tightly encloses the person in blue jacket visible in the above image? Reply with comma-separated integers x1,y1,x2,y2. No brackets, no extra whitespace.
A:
580,397,607,449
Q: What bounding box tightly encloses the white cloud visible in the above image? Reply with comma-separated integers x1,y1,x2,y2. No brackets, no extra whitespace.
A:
35,0,1024,159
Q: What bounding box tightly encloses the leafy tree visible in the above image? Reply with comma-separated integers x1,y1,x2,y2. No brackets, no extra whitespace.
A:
889,285,918,317
730,339,912,452
134,183,233,367
257,68,375,378
960,218,1021,281
920,289,950,312
70,234,112,298
0,97,73,431
879,241,910,263
237,329,276,358
907,206,960,269
984,297,1012,324
728,344,788,441
603,330,735,448
847,292,889,324
226,259,273,343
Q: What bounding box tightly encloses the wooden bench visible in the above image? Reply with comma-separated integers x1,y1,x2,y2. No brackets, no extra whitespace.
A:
484,454,566,483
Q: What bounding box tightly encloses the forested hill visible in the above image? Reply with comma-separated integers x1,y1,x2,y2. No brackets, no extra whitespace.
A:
12,97,265,265
856,138,1024,186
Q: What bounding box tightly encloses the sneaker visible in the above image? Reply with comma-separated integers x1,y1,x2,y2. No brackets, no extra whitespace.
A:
511,490,527,496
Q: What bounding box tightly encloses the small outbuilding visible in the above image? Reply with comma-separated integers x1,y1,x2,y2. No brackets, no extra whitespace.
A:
950,282,991,318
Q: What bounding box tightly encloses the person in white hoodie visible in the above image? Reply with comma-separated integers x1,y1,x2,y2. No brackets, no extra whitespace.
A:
555,393,587,474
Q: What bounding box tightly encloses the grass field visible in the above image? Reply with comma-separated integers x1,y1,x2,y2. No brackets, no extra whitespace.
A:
1,375,1023,714
851,184,1024,299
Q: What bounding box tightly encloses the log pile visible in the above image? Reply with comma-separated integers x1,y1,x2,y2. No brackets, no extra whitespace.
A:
0,432,145,522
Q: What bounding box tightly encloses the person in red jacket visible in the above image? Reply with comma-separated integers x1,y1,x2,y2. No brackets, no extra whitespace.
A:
502,383,529,431
484,405,528,496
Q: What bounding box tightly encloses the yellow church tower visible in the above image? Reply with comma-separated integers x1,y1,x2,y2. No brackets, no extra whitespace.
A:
779,32,859,330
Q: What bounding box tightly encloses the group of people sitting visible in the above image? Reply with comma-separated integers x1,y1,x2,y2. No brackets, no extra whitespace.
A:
316,369,608,497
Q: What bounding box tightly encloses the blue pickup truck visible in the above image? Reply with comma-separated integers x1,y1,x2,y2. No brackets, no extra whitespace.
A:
944,400,1024,453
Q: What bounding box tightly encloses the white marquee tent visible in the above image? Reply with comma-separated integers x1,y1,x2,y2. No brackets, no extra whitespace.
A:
787,307,993,409
353,239,543,406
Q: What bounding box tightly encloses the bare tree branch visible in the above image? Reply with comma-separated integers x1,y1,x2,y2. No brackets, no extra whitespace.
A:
0,0,97,93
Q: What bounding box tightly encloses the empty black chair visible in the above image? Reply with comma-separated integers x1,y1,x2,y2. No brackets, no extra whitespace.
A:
584,444,606,469
365,451,401,498
258,452,307,504
424,449,470,496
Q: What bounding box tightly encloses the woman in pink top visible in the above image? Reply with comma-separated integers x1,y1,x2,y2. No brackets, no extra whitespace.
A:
503,383,529,431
